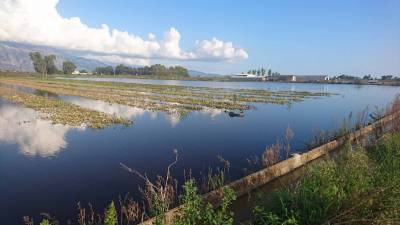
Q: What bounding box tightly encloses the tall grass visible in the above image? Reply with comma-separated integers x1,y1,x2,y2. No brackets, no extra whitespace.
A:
252,133,400,225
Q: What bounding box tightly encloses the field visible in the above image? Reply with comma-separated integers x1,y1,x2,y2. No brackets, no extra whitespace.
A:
0,74,333,127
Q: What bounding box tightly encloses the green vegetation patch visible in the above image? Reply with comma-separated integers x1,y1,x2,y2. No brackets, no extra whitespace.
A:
252,134,400,225
0,86,130,128
0,76,334,114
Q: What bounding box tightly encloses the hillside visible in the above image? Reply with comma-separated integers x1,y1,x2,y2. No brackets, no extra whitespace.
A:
0,41,109,72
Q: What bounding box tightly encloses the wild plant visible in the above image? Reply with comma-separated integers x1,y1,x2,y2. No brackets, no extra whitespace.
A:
284,125,295,159
173,180,237,225
104,201,117,225
118,194,144,225
262,141,281,167
253,143,375,225
120,149,179,225
387,94,400,132
199,156,231,193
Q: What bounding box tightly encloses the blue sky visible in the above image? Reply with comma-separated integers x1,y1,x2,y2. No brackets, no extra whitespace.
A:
54,0,400,75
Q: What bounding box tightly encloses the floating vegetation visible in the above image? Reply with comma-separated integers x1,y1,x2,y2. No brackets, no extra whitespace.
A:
0,76,334,115
0,86,130,128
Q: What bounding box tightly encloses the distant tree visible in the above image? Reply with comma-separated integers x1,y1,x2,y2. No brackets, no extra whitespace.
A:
62,61,76,74
261,68,266,76
247,70,251,74
95,64,188,77
115,64,133,75
29,52,46,74
337,74,359,80
381,75,393,80
79,69,88,73
268,69,272,76
44,55,58,75
95,66,114,75
362,74,372,80
256,70,261,76
29,52,58,76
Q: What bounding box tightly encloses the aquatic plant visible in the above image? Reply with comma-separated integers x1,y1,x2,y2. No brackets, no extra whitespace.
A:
0,76,334,115
0,86,130,128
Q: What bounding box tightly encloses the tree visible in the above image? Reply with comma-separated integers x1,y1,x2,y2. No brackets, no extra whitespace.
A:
115,64,133,75
62,61,76,74
257,70,261,76
268,69,272,76
363,75,372,80
29,52,46,74
261,68,266,76
44,55,58,75
29,52,58,76
381,75,393,80
95,66,114,75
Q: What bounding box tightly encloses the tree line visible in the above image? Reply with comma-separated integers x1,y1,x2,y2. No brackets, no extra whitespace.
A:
95,64,189,77
333,74,398,81
246,68,281,76
29,52,188,77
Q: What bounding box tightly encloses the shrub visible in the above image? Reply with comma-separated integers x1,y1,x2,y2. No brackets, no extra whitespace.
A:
104,201,117,225
252,143,374,225
39,219,50,225
173,180,236,225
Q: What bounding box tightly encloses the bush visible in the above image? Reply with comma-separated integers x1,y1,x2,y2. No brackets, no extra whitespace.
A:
173,180,236,225
104,201,117,225
252,142,375,225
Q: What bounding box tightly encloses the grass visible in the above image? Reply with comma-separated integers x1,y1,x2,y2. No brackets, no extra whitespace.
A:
26,131,400,225
252,134,400,225
0,85,130,128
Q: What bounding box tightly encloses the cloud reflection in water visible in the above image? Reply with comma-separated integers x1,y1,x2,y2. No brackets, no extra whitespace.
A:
0,104,84,157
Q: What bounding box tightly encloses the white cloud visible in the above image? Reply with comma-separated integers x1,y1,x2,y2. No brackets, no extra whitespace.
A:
0,0,248,62
83,54,150,66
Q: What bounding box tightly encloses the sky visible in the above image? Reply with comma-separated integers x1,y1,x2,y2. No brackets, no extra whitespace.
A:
1,0,399,76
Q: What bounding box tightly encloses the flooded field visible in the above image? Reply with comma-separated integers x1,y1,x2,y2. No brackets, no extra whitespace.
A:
1,77,399,224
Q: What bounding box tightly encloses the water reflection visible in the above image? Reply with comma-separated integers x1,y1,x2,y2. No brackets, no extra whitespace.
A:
63,96,228,127
0,104,83,157
62,96,153,120
165,111,182,127
199,108,223,118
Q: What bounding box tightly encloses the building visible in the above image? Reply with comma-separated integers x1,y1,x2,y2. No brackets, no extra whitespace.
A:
294,75,329,82
267,75,296,82
72,70,92,75
230,73,260,79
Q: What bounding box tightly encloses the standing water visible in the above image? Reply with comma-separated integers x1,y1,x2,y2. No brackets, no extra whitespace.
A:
1,80,399,224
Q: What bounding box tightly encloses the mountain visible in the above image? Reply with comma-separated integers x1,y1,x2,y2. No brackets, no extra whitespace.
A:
188,69,221,77
0,41,110,72
0,42,220,77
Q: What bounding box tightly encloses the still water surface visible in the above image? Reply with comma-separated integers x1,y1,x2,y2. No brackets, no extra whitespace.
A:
1,80,399,224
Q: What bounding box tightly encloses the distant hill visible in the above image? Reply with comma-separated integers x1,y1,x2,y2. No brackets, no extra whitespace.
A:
0,42,220,77
0,41,110,72
188,69,221,77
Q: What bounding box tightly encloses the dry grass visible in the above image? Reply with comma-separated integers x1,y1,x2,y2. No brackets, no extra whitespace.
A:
120,149,179,224
387,94,400,132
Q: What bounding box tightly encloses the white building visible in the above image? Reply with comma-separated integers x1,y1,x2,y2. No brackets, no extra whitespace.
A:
230,73,262,79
